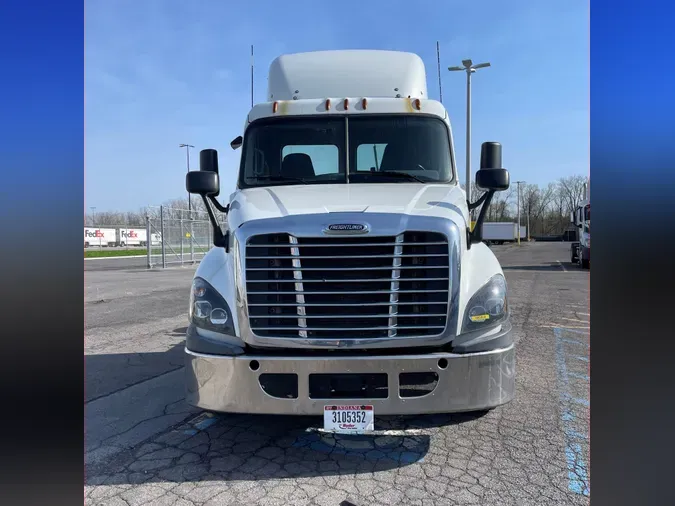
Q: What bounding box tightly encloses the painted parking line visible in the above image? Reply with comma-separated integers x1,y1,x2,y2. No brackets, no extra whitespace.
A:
561,338,589,347
561,328,590,335
554,327,591,497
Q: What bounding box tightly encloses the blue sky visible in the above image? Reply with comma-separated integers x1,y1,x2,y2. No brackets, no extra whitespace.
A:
85,0,589,212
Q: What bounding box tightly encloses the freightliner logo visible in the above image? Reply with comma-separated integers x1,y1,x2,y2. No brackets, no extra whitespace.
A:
324,223,369,234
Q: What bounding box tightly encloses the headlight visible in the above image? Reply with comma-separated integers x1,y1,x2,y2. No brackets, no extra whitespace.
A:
189,277,235,335
461,274,508,334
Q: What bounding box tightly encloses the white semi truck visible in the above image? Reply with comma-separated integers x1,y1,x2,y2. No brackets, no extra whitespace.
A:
183,50,515,430
570,182,590,269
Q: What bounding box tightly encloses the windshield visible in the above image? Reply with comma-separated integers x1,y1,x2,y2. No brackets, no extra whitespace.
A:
238,115,454,188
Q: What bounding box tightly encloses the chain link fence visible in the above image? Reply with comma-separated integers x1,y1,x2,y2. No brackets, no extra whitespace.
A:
145,206,226,268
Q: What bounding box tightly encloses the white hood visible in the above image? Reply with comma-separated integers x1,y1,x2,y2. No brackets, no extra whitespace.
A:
227,183,468,229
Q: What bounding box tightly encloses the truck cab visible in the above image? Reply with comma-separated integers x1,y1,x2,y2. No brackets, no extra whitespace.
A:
183,50,514,425
570,184,590,269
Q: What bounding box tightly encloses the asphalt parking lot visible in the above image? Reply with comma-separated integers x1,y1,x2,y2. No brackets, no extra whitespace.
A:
85,241,590,506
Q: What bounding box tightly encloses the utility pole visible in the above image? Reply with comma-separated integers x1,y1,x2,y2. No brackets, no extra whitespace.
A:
179,143,195,212
515,181,525,245
448,59,491,204
526,203,531,241
90,207,96,226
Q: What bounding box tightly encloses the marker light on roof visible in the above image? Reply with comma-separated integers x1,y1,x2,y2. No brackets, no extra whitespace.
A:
343,98,349,110
272,101,278,113
325,98,331,110
413,98,421,110
361,98,367,109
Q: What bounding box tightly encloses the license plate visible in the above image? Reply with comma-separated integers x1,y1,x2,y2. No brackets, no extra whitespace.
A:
324,405,374,434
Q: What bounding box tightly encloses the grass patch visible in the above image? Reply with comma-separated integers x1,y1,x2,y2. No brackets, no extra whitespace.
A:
84,248,159,258
85,247,209,258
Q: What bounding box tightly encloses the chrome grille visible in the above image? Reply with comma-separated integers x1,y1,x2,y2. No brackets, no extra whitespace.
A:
245,232,450,339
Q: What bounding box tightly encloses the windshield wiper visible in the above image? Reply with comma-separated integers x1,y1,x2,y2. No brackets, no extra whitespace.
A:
248,175,309,185
366,171,426,183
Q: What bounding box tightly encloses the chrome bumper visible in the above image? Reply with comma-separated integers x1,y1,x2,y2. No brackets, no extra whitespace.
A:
185,344,515,416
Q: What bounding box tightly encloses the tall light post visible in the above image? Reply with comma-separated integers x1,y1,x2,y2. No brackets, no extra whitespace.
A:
179,143,195,212
515,181,525,245
448,59,491,205
90,207,97,227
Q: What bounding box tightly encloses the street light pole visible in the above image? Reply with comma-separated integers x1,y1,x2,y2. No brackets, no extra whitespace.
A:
515,181,525,245
448,59,491,206
90,207,96,226
179,143,195,213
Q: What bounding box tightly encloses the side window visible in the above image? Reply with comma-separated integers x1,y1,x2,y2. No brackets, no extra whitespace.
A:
282,145,339,175
355,143,388,172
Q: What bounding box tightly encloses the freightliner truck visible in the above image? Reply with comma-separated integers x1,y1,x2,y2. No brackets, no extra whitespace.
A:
183,50,514,432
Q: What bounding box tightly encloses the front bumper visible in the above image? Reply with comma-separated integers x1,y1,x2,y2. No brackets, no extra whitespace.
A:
185,344,515,416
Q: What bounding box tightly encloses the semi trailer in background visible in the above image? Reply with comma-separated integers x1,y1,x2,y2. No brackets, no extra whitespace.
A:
482,222,519,245
116,228,147,247
84,227,163,247
84,227,116,247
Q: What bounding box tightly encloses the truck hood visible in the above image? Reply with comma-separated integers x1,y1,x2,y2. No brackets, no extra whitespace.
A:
227,183,468,229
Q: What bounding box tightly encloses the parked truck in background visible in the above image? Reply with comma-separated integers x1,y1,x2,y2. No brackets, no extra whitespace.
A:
570,182,590,269
182,50,515,431
116,228,148,247
482,222,519,245
84,227,116,247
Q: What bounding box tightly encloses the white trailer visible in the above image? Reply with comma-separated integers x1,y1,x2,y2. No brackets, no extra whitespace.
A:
84,227,116,247
117,228,148,247
482,222,518,245
182,49,516,427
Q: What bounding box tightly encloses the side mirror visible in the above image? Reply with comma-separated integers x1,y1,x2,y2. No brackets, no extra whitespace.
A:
186,171,219,196
230,136,243,150
468,142,510,247
200,149,219,174
476,168,509,191
475,142,509,191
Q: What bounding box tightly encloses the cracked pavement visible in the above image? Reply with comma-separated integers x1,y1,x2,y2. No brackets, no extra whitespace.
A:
85,242,590,505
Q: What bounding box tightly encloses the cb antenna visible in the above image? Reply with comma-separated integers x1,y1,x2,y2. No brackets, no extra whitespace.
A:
436,41,443,104
250,44,254,108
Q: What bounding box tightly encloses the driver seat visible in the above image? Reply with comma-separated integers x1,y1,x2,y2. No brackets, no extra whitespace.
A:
281,153,316,179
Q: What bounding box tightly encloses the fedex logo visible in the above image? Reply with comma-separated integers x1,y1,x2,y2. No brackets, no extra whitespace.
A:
121,230,139,238
85,230,105,238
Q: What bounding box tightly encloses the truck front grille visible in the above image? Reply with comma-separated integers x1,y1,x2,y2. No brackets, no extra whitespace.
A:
245,232,450,339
